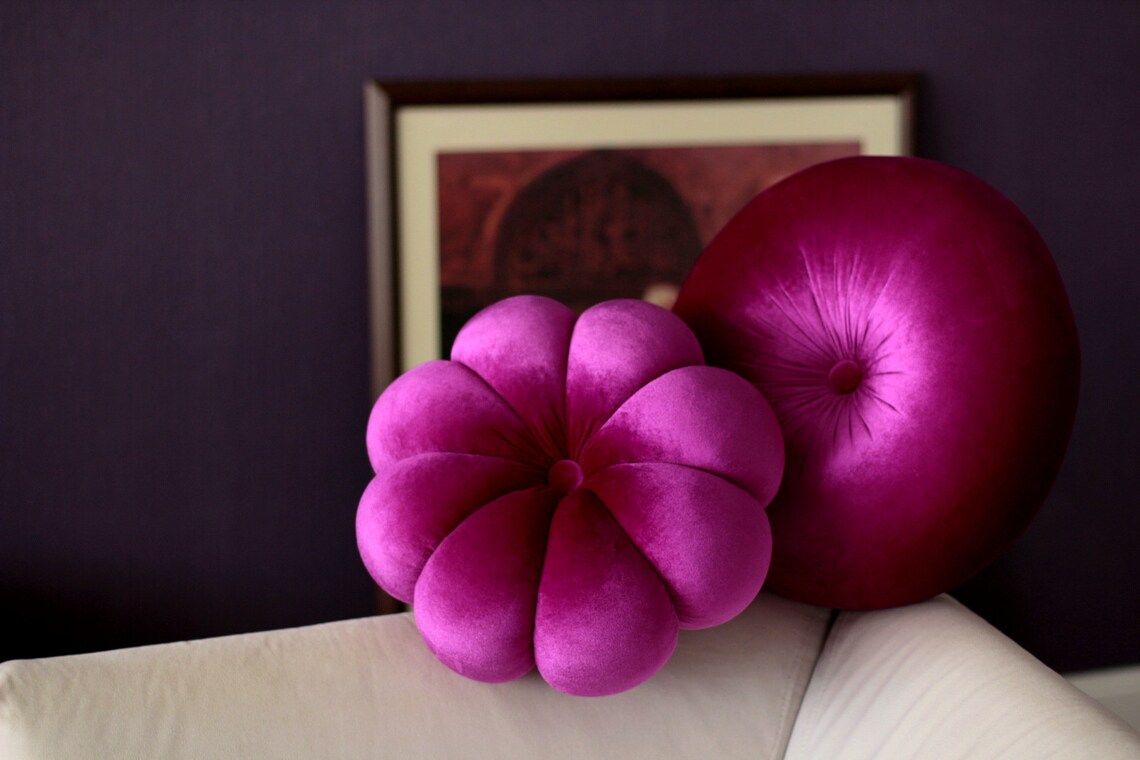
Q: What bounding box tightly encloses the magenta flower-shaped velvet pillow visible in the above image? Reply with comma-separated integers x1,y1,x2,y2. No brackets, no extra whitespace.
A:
357,296,784,696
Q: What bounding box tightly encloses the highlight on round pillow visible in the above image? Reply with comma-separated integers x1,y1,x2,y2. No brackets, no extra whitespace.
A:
357,296,784,696
673,156,1080,610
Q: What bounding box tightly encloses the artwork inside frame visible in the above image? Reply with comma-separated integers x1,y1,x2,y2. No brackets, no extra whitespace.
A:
364,75,917,395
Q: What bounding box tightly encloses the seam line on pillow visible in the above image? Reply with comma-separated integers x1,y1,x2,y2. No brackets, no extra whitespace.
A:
570,364,692,460
432,483,552,551
451,360,552,464
588,462,765,627
587,459,757,503
395,449,546,468
584,488,683,619
561,312,577,456
530,493,565,665
415,485,557,610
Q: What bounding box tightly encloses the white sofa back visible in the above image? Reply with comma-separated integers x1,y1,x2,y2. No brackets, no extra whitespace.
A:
2,593,1137,759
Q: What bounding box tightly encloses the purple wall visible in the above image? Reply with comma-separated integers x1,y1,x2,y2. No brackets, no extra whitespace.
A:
3,1,1137,671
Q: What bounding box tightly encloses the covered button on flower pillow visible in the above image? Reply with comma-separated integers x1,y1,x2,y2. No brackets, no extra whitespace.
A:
357,296,784,696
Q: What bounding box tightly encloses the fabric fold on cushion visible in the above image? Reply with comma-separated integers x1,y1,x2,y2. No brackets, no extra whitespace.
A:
579,365,785,503
356,453,544,602
366,360,545,472
414,487,560,683
534,491,679,697
451,296,576,461
564,300,703,457
587,462,772,630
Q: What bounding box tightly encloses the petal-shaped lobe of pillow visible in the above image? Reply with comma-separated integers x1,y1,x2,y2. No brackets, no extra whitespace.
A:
588,463,772,629
414,487,560,683
451,296,575,458
356,453,543,602
565,300,703,455
366,360,540,472
580,366,785,503
534,491,679,696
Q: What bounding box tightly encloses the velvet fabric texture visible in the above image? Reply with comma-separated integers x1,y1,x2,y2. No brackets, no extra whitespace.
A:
674,156,1080,610
357,297,784,696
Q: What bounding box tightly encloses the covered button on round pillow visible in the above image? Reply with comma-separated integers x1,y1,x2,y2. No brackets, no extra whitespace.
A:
357,296,784,696
674,156,1080,610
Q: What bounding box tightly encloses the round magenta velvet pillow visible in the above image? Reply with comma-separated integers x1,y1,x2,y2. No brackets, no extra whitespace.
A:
357,296,784,696
673,156,1080,610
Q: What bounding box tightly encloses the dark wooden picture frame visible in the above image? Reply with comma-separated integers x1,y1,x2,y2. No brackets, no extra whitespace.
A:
364,74,917,397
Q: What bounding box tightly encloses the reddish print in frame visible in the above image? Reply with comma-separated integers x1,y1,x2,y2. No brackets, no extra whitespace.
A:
435,142,859,354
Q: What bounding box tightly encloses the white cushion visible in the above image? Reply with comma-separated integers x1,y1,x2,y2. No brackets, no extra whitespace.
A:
784,595,1140,759
0,592,829,760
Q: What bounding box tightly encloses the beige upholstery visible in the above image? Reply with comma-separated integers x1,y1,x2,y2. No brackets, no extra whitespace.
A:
0,593,829,759
2,593,1137,759
785,595,1140,759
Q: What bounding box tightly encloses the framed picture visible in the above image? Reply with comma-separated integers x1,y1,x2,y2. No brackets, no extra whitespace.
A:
364,75,917,394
